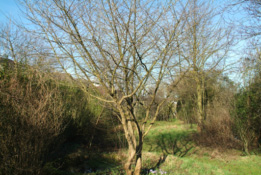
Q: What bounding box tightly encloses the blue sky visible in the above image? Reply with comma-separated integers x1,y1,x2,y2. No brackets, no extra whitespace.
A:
0,0,21,24
0,0,256,84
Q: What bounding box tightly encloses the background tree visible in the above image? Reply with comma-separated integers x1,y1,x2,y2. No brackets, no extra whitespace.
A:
231,0,261,38
234,49,261,154
224,0,261,154
174,0,233,128
0,23,59,72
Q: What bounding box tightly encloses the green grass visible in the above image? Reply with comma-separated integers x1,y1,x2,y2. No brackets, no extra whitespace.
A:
141,120,261,175
151,154,261,175
143,120,196,156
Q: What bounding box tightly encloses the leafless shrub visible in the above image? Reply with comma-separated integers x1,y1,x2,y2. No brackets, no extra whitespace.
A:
194,100,240,149
0,69,66,175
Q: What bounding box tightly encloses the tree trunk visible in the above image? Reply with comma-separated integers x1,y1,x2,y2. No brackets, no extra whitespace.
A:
134,133,143,175
243,140,250,155
124,134,143,175
134,156,142,175
118,106,143,175
125,145,136,175
196,82,204,128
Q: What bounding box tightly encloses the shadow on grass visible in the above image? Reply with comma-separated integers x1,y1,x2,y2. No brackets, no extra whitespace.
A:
142,131,194,174
156,132,194,157
44,141,125,175
145,131,194,157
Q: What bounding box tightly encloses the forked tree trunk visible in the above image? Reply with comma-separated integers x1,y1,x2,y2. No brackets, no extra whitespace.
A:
118,106,143,175
243,140,250,155
124,133,143,175
125,144,136,175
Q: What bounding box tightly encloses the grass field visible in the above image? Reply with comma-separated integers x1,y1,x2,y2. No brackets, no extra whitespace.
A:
46,120,261,175
141,120,261,175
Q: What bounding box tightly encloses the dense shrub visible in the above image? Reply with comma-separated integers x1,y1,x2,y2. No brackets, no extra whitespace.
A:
194,109,239,149
0,65,127,174
0,69,66,175
233,72,261,154
186,74,239,149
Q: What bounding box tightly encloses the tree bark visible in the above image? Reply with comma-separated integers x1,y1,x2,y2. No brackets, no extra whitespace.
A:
124,130,143,175
125,145,136,175
134,133,143,175
196,78,204,129
118,105,143,175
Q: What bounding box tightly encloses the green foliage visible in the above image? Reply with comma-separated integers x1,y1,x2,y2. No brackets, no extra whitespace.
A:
233,72,261,153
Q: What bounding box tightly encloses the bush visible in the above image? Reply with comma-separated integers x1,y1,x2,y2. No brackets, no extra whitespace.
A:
194,101,240,149
195,115,239,149
0,65,127,174
233,73,261,154
0,69,66,175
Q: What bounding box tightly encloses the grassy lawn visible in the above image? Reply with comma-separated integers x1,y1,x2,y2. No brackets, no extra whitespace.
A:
141,120,261,175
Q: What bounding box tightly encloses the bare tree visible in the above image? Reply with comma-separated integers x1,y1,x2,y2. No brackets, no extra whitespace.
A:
234,0,261,38
20,0,186,174
175,0,233,128
0,23,60,72
0,24,31,64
